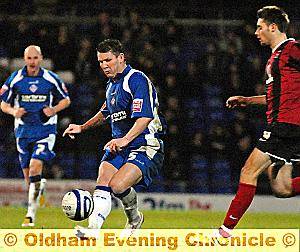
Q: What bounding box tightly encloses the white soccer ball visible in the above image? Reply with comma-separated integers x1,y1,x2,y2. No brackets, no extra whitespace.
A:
62,189,94,221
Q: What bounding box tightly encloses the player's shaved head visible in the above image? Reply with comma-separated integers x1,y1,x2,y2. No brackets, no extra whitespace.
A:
23,45,43,76
24,45,42,56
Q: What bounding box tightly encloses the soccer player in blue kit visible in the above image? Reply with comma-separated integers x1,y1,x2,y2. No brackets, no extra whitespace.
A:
0,45,70,226
63,39,165,232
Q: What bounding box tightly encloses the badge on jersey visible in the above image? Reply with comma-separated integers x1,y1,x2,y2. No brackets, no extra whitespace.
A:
29,84,38,93
111,96,116,105
263,131,271,139
132,99,143,112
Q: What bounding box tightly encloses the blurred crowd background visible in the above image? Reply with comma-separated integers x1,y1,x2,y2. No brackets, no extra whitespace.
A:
0,0,299,194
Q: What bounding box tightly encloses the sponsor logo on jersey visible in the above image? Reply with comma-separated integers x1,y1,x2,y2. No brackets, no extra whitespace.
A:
29,84,38,93
21,94,47,102
132,99,143,112
28,80,39,84
0,85,8,96
111,111,127,122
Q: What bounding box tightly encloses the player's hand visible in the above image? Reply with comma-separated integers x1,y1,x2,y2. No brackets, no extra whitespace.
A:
104,137,130,154
43,106,56,117
226,96,248,108
63,124,82,139
13,107,26,118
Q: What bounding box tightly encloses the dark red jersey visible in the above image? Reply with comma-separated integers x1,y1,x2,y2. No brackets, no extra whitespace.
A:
265,39,300,126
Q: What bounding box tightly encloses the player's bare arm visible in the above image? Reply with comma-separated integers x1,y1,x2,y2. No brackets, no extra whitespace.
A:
63,110,106,139
104,117,152,153
0,101,27,118
43,97,70,117
226,95,266,108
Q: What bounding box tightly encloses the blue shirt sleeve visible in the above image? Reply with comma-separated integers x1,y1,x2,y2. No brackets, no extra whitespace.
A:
100,101,110,119
129,72,154,119
48,71,69,101
0,72,18,102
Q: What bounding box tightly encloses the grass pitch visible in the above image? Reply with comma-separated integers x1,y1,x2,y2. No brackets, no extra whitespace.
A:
0,206,299,229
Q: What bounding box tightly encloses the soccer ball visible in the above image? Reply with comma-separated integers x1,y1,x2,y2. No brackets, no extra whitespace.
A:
62,189,94,221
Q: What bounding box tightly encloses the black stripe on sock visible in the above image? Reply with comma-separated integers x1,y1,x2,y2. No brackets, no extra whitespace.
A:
113,188,131,199
95,186,112,193
29,175,41,183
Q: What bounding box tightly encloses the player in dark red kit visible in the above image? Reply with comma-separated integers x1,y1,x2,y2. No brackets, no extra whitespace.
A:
217,6,300,237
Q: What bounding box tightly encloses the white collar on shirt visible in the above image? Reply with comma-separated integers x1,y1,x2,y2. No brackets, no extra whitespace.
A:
272,38,295,53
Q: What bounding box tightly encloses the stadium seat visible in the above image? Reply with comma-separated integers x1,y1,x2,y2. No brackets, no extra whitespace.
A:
211,160,231,173
191,155,208,170
183,99,207,133
189,155,210,193
57,153,76,178
184,99,206,114
208,111,226,122
77,154,98,179
211,182,233,194
0,152,8,178
203,85,222,97
211,159,231,179
210,160,232,193
189,183,210,193
7,153,23,178
207,97,224,110
147,175,165,192
76,94,94,108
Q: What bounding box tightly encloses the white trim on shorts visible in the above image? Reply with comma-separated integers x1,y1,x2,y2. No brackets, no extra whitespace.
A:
265,152,292,165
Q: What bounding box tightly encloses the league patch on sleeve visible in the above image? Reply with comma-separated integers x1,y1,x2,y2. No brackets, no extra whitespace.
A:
100,101,107,111
132,99,143,112
62,83,69,94
0,85,8,96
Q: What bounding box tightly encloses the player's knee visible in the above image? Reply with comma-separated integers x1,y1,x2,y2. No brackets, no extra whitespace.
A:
273,189,292,198
97,174,111,185
109,180,126,194
240,164,257,181
29,159,43,175
271,183,293,198
29,167,41,176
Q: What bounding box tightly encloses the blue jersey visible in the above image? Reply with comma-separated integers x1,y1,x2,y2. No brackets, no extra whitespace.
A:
101,65,165,148
0,66,69,138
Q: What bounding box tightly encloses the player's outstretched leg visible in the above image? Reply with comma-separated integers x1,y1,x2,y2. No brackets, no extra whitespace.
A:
88,186,112,229
218,183,256,237
217,148,271,237
114,187,144,229
22,175,41,227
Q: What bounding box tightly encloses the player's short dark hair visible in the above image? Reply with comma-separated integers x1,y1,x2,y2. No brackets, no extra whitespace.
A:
257,6,290,33
96,39,124,55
